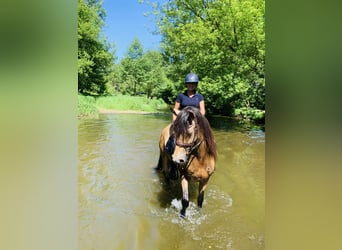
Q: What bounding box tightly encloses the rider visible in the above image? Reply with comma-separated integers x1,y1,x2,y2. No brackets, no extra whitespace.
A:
172,73,206,121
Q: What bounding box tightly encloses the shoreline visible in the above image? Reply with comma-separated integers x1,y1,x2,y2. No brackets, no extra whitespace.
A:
98,109,166,114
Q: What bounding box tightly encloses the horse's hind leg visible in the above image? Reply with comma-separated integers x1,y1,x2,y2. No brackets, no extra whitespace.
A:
197,180,208,208
156,154,162,170
180,177,189,217
160,154,171,185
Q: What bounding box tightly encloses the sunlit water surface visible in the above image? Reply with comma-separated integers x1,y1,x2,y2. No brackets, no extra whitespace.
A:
79,114,264,249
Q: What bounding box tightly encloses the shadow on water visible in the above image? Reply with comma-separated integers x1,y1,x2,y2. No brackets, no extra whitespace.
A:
153,165,202,211
208,115,265,132
153,167,182,208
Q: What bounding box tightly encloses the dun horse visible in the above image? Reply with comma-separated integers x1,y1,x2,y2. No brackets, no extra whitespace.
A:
158,106,217,217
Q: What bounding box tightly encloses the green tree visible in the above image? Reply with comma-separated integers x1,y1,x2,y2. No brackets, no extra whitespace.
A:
140,50,171,99
152,0,265,120
115,44,172,99
127,37,144,59
120,38,145,95
78,0,115,96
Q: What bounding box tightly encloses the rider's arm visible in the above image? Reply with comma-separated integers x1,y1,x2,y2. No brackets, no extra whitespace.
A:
199,100,206,116
173,101,181,121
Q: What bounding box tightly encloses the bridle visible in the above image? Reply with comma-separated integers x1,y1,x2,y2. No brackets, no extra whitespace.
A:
175,136,202,156
174,125,203,171
175,122,200,149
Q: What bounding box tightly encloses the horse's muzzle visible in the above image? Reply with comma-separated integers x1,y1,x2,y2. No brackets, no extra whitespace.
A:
172,151,188,166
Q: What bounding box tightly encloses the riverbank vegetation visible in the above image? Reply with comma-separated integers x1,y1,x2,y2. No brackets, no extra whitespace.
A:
78,95,98,118
78,94,168,117
78,0,264,123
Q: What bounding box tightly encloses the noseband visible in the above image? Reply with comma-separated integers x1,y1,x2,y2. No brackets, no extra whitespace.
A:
174,129,202,172
175,126,202,156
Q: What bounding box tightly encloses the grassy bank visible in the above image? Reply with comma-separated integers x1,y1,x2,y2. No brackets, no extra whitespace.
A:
78,95,168,118
78,95,99,118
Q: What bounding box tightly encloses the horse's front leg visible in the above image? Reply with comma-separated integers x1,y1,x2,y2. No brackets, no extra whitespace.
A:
198,179,208,208
180,176,189,217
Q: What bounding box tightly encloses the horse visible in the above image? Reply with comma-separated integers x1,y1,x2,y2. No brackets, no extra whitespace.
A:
157,106,217,217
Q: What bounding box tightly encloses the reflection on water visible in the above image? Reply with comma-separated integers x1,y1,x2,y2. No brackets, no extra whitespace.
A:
79,114,265,249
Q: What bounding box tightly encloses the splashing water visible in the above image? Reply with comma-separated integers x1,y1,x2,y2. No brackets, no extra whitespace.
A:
169,199,207,225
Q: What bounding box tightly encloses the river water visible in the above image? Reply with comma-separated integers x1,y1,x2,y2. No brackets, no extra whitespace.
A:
78,114,265,249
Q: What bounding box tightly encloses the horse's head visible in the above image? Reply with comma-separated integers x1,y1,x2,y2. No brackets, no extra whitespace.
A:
171,107,203,166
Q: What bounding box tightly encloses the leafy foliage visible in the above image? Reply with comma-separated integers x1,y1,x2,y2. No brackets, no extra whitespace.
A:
152,0,265,120
77,0,265,122
118,38,145,95
78,0,115,96
114,38,172,99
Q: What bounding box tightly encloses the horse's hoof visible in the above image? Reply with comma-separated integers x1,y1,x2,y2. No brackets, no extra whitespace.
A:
180,211,186,218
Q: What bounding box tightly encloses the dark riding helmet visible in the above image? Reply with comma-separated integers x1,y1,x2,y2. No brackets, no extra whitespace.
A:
185,73,199,83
